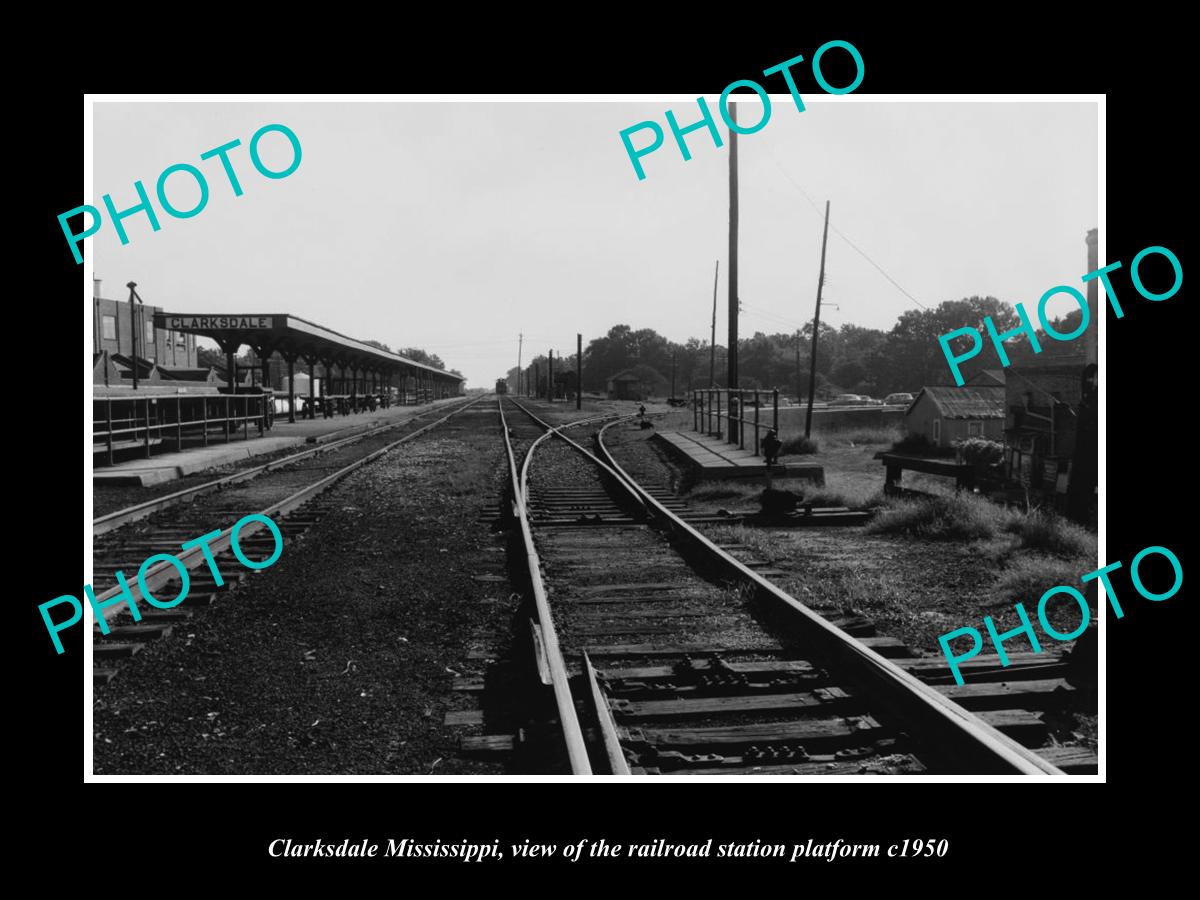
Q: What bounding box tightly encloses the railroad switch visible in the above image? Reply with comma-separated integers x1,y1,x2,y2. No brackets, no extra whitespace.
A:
696,656,750,692
629,747,732,771
606,679,678,696
745,743,810,763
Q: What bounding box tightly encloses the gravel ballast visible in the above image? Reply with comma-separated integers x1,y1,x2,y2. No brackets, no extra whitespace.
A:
94,405,517,775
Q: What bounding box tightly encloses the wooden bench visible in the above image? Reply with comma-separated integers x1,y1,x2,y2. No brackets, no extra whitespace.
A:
878,452,975,492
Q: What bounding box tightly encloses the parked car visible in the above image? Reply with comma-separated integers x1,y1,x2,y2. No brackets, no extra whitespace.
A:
883,392,915,407
827,394,864,407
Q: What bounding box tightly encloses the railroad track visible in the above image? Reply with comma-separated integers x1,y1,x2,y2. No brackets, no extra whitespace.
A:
496,398,1083,776
89,396,484,685
94,398,473,535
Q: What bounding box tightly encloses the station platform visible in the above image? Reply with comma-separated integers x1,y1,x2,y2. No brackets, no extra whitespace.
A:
92,397,466,487
654,431,824,483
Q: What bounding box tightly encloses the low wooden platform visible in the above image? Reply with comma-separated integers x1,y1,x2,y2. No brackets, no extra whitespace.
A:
655,431,824,483
878,452,975,491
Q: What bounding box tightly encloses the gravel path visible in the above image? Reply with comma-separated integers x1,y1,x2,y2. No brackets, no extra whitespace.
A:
94,404,515,774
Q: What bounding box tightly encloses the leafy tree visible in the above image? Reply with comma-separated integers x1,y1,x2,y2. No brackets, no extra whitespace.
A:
561,291,1076,405
884,296,1020,391
197,346,224,369
399,347,446,370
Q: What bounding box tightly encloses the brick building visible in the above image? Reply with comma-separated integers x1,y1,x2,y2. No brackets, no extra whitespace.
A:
91,279,198,368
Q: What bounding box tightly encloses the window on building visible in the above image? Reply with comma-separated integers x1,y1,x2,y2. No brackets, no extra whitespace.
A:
932,420,941,444
968,421,983,437
101,315,116,341
145,319,155,348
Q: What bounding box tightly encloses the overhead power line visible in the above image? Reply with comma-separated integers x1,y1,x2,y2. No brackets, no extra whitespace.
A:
767,154,931,312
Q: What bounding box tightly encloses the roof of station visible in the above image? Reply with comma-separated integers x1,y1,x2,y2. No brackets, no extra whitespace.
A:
153,312,463,382
913,385,1006,419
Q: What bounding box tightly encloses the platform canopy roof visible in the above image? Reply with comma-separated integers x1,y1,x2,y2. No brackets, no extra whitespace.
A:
153,312,463,383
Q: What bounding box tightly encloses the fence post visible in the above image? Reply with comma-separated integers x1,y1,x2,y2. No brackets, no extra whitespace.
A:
738,390,745,449
716,391,721,439
754,390,760,456
105,399,114,466
225,396,231,443
202,396,209,447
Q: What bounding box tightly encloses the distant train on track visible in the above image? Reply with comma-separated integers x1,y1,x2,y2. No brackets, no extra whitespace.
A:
495,379,509,395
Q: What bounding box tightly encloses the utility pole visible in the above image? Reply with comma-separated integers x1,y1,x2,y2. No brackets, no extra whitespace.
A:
727,103,739,443
710,259,719,387
795,329,801,403
576,333,582,410
804,200,831,439
547,350,553,401
516,332,523,394
127,281,143,391
671,349,677,401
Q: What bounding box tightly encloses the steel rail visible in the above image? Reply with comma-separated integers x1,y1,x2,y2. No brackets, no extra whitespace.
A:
90,395,486,626
498,398,594,774
94,397,473,536
584,651,633,776
504,400,651,775
594,418,1066,776
506,401,642,510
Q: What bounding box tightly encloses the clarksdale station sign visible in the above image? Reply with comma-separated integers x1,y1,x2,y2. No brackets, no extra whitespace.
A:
165,315,274,330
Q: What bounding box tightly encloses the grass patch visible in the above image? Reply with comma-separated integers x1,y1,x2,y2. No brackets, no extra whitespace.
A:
816,425,902,447
991,555,1091,607
781,435,819,455
803,482,888,509
1005,511,1096,559
867,493,1012,541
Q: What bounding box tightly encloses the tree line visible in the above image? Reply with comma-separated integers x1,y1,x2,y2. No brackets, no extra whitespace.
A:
197,341,465,380
505,297,1084,399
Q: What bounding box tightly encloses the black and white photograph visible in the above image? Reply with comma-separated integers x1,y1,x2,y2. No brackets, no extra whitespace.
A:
79,94,1109,782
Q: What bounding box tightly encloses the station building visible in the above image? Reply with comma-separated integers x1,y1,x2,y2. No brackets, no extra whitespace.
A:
92,279,465,464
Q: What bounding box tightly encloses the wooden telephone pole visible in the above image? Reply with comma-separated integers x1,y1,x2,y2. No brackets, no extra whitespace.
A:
795,329,802,402
516,332,523,394
804,200,831,439
709,259,719,387
576,333,582,410
727,103,739,443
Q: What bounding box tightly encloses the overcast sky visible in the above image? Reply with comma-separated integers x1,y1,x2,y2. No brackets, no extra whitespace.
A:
93,100,1097,387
